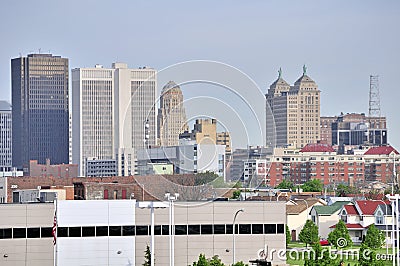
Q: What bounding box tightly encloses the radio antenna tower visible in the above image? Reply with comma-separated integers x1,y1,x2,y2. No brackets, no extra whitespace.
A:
368,75,381,118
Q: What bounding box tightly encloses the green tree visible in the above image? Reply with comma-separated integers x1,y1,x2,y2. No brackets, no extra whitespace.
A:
193,254,209,266
286,225,291,247
336,184,360,196
142,245,151,266
209,255,225,266
301,179,323,192
195,171,219,185
363,223,385,250
328,219,353,249
299,220,319,248
232,262,248,266
276,179,295,190
231,189,241,199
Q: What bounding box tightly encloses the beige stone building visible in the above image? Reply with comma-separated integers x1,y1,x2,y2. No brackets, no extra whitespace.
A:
158,81,188,146
266,66,320,148
179,119,232,161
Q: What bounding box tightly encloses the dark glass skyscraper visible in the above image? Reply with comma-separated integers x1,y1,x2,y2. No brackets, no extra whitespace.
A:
12,54,69,169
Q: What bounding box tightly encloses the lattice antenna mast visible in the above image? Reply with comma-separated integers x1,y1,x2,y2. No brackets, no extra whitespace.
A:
368,75,381,118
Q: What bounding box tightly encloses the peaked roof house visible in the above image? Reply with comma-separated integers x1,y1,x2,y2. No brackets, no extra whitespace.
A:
331,200,392,244
310,201,351,239
286,198,325,241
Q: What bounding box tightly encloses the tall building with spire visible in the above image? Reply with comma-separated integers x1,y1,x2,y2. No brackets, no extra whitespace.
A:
11,54,69,169
158,81,188,146
266,66,320,148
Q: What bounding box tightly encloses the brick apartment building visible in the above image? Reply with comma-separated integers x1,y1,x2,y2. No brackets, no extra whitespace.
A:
257,144,400,188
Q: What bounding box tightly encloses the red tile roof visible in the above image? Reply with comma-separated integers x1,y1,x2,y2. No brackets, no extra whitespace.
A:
330,223,364,229
364,145,399,155
300,143,335,153
344,205,358,215
356,200,390,215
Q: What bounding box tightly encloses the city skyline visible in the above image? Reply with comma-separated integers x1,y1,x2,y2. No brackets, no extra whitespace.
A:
0,1,399,150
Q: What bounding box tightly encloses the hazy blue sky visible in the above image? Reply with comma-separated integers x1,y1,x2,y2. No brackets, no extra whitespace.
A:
1,1,399,148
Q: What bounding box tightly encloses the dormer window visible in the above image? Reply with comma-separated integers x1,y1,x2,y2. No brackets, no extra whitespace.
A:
341,210,347,223
376,210,384,225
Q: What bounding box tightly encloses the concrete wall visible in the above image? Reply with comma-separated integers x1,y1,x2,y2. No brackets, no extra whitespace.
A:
0,200,286,266
0,203,54,266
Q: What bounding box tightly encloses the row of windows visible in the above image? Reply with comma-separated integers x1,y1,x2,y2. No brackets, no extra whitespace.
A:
0,227,53,239
0,224,285,240
56,224,285,237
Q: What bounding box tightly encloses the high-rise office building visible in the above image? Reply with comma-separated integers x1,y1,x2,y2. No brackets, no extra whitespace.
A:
266,66,320,148
158,81,188,146
0,101,12,170
11,54,69,169
72,63,156,176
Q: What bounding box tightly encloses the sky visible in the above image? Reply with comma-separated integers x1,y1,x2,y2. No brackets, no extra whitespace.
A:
0,1,399,149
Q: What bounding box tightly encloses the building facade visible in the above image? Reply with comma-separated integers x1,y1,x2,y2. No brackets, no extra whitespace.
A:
320,113,387,147
158,81,188,146
26,159,78,178
331,113,387,148
179,119,231,166
0,200,286,266
137,140,226,178
11,54,69,169
72,63,157,177
0,101,12,171
266,67,320,148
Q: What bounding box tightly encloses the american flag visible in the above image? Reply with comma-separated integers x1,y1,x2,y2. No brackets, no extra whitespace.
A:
52,210,57,245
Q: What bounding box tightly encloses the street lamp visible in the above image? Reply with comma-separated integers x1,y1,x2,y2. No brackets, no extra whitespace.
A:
165,193,179,266
136,201,168,266
233,208,244,264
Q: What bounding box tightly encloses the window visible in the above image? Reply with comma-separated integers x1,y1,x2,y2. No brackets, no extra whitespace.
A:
225,224,233,234
175,225,187,235
341,210,347,223
0,228,12,239
96,226,108,236
58,227,68,237
122,226,135,236
162,225,169,235
264,224,276,234
82,227,95,237
27,228,40,238
69,227,81,237
277,224,284,234
239,224,251,234
188,225,200,235
201,225,213,235
109,226,121,236
214,224,225,234
376,210,384,225
41,227,53,238
252,224,263,234
154,225,162,235
136,226,148,236
13,228,26,238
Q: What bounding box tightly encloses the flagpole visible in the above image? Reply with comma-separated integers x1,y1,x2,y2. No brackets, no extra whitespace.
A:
53,195,58,266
